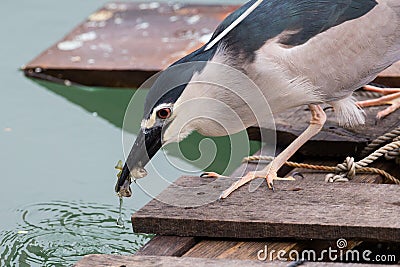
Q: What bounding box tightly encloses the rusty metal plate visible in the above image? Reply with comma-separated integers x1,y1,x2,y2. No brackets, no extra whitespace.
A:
23,2,238,88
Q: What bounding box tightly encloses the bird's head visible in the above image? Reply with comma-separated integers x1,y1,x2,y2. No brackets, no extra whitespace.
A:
115,48,219,197
115,40,266,197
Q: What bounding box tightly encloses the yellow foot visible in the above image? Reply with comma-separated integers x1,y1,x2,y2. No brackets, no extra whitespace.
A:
357,85,400,119
219,169,296,199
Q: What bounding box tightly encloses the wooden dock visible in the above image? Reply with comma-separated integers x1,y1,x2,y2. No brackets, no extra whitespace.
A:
75,104,400,266
21,1,400,266
23,2,238,88
23,1,400,89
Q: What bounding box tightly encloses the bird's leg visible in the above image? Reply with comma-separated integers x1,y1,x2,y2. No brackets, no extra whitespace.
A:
357,85,400,119
220,105,327,199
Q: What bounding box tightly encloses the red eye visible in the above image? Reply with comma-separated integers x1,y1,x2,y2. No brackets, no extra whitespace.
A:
156,108,171,119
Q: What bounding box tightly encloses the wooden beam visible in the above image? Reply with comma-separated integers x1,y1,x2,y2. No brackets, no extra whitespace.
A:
181,157,390,261
132,175,400,242
247,102,400,157
375,61,400,87
183,239,303,261
73,255,388,267
135,236,197,257
183,239,363,261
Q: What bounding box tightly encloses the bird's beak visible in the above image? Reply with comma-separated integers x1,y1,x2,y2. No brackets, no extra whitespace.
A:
115,126,162,197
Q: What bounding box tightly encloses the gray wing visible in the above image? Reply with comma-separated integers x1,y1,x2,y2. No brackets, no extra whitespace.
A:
208,0,377,61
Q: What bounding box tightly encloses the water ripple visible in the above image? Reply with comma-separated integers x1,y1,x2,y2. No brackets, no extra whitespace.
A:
0,201,151,267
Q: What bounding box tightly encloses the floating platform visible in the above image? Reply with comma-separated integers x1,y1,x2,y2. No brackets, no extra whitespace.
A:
25,1,399,266
23,1,400,88
23,2,238,88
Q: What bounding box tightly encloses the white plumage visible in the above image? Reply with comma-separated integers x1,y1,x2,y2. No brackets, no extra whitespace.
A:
219,0,399,126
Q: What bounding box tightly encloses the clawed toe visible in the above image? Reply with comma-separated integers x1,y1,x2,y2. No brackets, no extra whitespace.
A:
357,85,400,119
267,182,275,192
220,170,299,199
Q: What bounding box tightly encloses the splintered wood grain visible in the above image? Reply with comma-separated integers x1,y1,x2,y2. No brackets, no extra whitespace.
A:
132,175,400,241
73,255,389,267
183,239,363,261
135,236,197,256
183,240,302,260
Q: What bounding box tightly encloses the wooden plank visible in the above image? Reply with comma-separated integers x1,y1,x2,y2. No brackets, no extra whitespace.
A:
131,145,398,263
375,61,400,87
180,147,299,261
183,240,303,261
183,239,363,261
73,255,389,267
23,2,238,88
74,255,270,267
183,156,390,260
248,96,400,157
135,235,197,257
132,174,400,241
128,145,398,264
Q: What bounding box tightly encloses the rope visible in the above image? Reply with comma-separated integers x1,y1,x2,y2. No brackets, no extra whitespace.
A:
360,126,400,157
244,140,400,185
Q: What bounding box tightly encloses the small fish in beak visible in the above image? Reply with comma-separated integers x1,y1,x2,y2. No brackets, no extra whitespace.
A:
115,126,163,197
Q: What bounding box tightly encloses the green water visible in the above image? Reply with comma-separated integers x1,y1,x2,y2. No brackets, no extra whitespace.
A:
0,0,256,266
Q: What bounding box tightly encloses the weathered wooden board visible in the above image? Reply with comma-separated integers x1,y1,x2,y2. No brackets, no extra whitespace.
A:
376,61,400,87
181,159,386,261
23,2,238,88
135,236,197,257
183,240,305,261
73,255,389,267
248,96,400,157
23,1,400,88
183,239,363,261
132,173,400,242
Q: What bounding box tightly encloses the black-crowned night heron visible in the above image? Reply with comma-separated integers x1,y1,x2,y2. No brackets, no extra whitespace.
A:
116,0,400,198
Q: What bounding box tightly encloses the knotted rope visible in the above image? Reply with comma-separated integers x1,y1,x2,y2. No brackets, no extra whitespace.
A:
325,140,400,183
